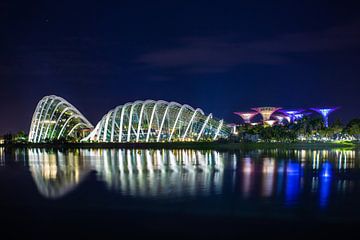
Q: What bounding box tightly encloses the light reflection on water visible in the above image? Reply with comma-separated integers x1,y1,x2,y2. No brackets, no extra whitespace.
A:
2,148,360,209
0,147,4,166
27,149,227,199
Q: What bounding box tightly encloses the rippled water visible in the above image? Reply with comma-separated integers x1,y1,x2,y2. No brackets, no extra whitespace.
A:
1,147,360,238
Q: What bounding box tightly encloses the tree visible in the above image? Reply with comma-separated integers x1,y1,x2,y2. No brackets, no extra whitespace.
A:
345,119,360,139
14,131,28,143
3,133,13,144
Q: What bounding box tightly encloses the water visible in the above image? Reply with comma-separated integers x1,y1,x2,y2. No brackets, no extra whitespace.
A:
1,147,360,239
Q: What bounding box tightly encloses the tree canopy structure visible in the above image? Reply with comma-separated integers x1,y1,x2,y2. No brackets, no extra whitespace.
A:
310,107,339,128
251,107,281,122
234,111,258,124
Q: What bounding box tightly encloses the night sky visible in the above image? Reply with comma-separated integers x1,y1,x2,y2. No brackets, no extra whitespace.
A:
1,0,360,134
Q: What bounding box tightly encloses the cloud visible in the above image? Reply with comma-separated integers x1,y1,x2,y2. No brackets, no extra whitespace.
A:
137,21,360,73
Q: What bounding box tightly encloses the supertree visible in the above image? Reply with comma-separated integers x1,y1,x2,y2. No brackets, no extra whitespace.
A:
273,114,288,125
251,107,281,123
279,109,305,123
310,107,339,128
234,111,258,124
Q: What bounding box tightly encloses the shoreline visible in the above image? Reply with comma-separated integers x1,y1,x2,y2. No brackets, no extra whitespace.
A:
0,141,358,150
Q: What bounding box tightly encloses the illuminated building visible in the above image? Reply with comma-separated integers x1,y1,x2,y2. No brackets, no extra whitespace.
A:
29,95,231,142
280,109,304,123
310,107,339,128
29,95,93,143
234,111,258,124
84,100,230,142
251,107,281,123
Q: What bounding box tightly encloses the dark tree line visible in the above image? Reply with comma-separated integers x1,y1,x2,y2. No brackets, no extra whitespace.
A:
233,117,360,142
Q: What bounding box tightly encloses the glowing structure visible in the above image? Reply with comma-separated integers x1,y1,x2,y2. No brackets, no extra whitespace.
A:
294,113,304,121
251,107,281,123
227,123,238,134
29,95,93,143
234,111,258,124
273,114,287,125
83,100,230,142
310,107,339,128
295,112,312,121
264,120,277,127
29,96,231,143
280,109,304,123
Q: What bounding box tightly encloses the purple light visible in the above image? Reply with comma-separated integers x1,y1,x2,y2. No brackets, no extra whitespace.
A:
294,113,304,120
273,114,288,124
280,109,304,123
310,107,339,128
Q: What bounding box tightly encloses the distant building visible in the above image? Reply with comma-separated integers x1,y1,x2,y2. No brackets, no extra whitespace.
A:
310,107,339,128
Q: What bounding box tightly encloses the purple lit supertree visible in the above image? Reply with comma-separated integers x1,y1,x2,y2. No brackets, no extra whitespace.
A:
234,111,258,124
310,107,339,128
294,113,304,121
294,112,313,121
280,109,304,123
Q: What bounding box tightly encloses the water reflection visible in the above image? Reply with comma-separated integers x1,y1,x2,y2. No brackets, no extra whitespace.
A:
0,147,4,166
90,149,227,197
27,149,91,198
6,148,360,208
285,162,301,206
23,149,230,199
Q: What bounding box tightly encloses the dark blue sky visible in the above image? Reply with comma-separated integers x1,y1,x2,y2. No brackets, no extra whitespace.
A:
1,0,360,133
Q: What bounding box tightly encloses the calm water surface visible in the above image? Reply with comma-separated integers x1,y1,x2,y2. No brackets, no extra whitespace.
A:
1,147,360,238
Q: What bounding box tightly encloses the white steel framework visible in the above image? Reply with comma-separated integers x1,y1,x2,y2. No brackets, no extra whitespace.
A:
29,96,231,143
29,95,93,142
82,100,230,142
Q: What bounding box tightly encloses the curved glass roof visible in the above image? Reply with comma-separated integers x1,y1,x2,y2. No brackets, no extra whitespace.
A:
83,99,230,142
28,95,93,142
29,96,230,143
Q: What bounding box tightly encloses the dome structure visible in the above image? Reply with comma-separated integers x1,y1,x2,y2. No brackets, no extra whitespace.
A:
28,95,93,143
83,100,230,142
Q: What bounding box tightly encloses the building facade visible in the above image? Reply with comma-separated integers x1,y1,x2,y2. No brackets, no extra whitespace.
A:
83,100,230,142
29,96,230,143
28,95,93,143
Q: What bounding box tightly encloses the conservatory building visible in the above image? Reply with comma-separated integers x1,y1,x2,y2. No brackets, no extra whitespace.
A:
29,96,230,143
28,95,93,143
83,100,230,142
